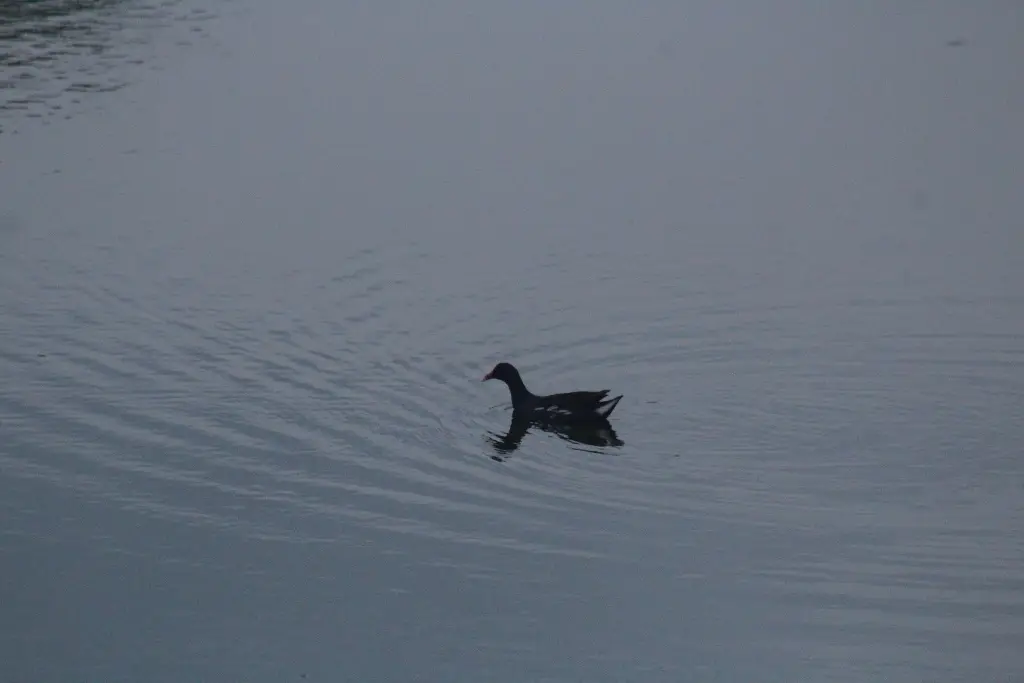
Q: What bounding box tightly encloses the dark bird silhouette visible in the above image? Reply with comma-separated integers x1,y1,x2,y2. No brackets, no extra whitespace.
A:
481,362,623,423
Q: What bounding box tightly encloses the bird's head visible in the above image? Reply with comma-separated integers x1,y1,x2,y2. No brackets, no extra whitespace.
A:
481,362,519,384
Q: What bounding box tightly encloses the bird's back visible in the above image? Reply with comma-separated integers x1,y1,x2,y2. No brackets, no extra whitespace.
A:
531,389,623,420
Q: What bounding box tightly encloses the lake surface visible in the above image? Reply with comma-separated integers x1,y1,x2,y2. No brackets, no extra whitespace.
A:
2,2,1022,681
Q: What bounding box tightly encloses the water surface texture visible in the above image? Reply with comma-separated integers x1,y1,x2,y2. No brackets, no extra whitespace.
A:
2,3,1023,681
0,0,219,134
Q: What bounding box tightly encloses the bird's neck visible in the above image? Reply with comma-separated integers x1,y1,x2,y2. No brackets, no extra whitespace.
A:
504,376,533,405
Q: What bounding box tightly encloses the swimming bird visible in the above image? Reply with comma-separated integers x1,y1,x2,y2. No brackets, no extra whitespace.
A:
481,362,623,422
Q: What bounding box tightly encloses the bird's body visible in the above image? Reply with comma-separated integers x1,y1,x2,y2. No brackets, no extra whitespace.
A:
482,362,623,422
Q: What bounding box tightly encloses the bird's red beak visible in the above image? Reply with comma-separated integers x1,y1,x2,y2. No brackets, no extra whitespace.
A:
481,371,493,381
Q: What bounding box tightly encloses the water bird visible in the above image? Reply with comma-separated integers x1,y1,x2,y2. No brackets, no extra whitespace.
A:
481,362,623,422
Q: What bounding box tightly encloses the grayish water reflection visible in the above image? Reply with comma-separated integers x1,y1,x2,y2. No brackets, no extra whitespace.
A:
1,2,1022,681
0,0,219,134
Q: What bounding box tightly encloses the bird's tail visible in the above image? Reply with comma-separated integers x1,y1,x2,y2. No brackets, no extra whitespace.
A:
596,395,623,419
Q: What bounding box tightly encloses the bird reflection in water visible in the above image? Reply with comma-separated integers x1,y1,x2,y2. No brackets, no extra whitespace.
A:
486,413,624,461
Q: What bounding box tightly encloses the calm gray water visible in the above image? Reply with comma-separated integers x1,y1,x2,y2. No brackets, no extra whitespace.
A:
2,2,1023,681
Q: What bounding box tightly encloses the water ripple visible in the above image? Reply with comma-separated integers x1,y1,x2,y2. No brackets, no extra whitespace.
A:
2,238,642,557
0,0,219,134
